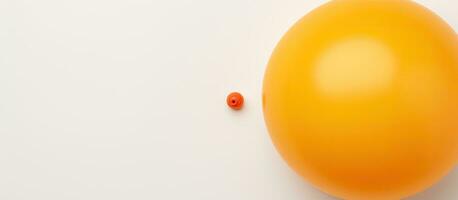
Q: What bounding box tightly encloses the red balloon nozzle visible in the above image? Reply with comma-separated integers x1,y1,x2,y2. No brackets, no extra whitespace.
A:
226,92,244,110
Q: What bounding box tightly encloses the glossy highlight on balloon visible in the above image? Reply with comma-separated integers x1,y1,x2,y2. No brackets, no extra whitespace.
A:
262,0,458,199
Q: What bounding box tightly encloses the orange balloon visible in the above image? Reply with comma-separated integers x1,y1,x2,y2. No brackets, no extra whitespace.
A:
263,0,458,199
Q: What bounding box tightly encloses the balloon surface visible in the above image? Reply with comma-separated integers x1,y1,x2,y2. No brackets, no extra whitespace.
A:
263,0,458,199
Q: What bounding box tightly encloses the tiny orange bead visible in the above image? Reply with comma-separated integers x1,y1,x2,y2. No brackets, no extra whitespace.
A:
226,92,244,110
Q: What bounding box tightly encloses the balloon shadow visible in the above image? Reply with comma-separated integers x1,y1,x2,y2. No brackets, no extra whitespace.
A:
409,167,458,200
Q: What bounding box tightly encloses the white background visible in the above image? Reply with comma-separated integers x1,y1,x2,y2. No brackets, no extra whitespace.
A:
0,0,457,199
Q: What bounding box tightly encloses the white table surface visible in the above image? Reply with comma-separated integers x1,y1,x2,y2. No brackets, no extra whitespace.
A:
1,0,457,199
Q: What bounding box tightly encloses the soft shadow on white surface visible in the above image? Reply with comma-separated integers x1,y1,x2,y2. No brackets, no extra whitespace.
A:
274,166,458,200
409,167,458,200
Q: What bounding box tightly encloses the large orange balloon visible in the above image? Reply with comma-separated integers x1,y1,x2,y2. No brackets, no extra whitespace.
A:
263,0,458,199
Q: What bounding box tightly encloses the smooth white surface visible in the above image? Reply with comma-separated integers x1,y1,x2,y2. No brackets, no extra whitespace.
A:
0,0,457,199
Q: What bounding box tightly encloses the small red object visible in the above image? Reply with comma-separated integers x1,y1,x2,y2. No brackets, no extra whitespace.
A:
227,92,244,110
